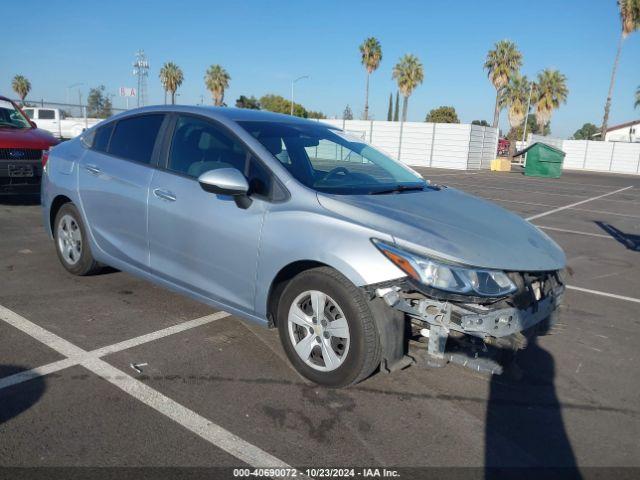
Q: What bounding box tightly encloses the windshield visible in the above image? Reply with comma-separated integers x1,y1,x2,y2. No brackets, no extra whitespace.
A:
238,121,425,195
0,100,32,129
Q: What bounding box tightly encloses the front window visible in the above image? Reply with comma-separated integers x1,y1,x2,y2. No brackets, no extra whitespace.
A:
0,99,32,130
168,115,273,197
238,121,425,195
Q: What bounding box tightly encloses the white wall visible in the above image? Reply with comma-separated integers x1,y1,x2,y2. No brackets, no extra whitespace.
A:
315,119,498,170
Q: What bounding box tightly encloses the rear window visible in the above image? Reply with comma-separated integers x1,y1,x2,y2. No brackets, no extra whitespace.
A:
38,109,56,120
108,115,164,164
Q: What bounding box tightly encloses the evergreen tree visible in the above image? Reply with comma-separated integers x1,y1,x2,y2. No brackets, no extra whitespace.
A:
393,91,399,122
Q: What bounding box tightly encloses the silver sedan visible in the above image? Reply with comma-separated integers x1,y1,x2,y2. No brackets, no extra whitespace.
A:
41,106,565,387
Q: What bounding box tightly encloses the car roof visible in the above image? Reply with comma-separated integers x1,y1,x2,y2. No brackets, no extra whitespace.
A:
113,105,329,128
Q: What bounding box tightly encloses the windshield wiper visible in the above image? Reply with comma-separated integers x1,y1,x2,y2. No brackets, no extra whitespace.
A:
370,184,426,195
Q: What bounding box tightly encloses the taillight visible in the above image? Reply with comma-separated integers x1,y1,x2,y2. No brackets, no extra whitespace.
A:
42,148,51,168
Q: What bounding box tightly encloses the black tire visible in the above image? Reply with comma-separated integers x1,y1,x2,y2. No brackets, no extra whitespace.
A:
53,203,101,276
277,267,381,388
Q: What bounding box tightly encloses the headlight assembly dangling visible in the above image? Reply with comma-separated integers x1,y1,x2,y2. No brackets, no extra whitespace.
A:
372,239,517,297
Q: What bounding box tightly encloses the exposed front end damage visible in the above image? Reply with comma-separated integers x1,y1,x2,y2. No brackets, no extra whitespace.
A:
365,271,565,375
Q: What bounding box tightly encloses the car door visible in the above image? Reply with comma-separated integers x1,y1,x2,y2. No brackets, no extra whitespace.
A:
78,113,166,270
148,114,273,313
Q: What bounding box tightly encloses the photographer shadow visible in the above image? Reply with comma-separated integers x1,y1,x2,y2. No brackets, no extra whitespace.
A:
485,337,581,479
0,364,46,425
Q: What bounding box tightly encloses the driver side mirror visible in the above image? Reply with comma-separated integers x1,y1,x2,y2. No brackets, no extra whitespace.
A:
198,168,249,196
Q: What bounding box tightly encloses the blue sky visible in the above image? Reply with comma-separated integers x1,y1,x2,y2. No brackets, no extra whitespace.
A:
2,0,639,138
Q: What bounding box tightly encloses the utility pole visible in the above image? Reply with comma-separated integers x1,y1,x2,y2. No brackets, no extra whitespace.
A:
290,75,309,116
67,82,84,106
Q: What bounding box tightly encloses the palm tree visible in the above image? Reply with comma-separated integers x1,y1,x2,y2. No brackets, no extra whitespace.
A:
11,75,31,104
532,69,568,134
204,65,231,106
500,73,530,130
484,40,523,128
159,62,184,105
359,37,382,121
601,0,640,137
392,54,424,122
635,84,640,108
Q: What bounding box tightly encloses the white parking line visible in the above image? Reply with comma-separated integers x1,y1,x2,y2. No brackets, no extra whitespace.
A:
91,311,231,357
425,171,482,177
481,196,560,208
570,207,640,219
0,305,295,471
82,357,292,469
0,308,229,390
535,226,614,239
526,186,633,221
446,182,591,198
567,285,640,305
0,357,78,390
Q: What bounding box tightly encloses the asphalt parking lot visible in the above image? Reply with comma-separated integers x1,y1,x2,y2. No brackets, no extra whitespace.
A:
1,167,639,478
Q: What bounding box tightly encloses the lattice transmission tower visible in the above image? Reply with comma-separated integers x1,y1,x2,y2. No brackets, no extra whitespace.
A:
132,50,149,107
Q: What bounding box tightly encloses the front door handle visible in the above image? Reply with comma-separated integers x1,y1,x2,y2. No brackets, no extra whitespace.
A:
153,188,176,202
85,165,101,176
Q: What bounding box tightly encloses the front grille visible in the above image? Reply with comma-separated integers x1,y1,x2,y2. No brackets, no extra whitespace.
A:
0,148,43,161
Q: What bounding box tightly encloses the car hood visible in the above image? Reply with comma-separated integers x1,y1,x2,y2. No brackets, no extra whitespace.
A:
0,127,58,149
316,186,566,272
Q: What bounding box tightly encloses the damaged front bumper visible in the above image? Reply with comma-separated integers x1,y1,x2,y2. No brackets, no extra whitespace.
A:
371,271,565,374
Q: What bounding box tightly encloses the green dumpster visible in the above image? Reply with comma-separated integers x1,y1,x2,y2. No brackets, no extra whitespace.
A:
515,142,565,178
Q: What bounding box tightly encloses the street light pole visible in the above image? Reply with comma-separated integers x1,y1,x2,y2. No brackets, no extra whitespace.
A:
290,75,309,116
67,82,84,106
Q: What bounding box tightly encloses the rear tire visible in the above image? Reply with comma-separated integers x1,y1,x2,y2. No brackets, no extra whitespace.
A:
277,267,381,387
54,203,100,276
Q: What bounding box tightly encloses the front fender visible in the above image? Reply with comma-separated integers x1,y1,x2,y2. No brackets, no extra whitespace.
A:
254,208,404,317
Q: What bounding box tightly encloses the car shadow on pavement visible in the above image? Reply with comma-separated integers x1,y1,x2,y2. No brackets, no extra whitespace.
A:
0,193,41,206
485,337,582,479
0,365,46,425
595,221,640,252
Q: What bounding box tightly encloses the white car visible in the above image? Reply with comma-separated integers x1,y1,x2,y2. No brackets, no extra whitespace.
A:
23,107,101,139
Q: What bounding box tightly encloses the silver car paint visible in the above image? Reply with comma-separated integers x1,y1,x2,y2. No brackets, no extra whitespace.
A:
197,168,249,194
42,105,565,326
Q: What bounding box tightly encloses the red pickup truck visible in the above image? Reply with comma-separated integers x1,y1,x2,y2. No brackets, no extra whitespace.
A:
0,96,59,195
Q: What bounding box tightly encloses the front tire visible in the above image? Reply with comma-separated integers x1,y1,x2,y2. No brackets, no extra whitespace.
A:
54,203,100,276
277,267,381,387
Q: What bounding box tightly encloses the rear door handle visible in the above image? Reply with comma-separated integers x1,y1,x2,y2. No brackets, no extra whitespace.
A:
153,188,176,202
85,165,101,175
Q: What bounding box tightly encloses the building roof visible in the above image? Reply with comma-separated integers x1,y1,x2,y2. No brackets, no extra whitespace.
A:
605,119,640,131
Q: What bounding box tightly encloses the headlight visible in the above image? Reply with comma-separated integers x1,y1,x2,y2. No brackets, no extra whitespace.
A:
372,239,517,297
